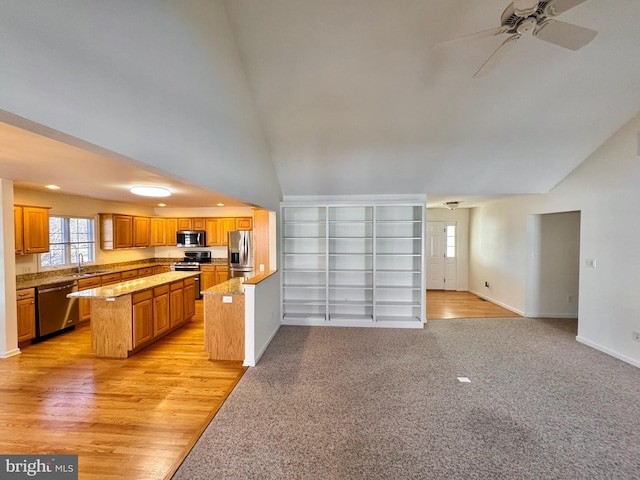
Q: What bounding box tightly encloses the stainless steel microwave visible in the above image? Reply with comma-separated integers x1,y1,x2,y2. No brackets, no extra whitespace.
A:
176,230,206,247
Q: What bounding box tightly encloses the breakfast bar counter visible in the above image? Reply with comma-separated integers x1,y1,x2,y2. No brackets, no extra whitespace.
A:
68,271,199,358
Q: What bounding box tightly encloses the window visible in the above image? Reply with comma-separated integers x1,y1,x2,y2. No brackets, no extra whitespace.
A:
41,216,95,269
445,224,456,258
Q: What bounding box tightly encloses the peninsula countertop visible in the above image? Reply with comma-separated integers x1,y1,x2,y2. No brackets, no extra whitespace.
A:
201,277,246,295
67,271,199,299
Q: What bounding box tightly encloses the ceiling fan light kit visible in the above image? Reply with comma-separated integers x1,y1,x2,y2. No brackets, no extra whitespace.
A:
434,0,597,78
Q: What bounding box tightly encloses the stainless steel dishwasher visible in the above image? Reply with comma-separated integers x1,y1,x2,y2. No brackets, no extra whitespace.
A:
36,280,79,339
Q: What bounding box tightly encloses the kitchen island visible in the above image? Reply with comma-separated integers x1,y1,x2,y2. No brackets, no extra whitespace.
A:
202,270,279,363
68,271,199,358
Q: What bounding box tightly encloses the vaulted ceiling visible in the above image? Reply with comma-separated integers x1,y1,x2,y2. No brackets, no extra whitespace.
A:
224,0,640,202
2,0,640,209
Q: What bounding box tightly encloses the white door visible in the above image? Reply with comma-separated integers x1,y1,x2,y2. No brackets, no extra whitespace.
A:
444,223,457,291
426,222,445,289
427,221,458,290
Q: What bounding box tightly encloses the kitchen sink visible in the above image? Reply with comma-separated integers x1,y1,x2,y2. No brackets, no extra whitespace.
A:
70,270,109,277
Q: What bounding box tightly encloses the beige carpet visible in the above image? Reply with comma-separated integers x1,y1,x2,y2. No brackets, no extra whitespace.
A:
174,318,640,479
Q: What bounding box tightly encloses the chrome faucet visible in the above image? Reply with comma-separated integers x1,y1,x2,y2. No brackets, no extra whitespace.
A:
77,253,84,274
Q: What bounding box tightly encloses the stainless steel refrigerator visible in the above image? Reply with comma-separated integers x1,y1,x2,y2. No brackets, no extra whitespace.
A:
228,230,254,278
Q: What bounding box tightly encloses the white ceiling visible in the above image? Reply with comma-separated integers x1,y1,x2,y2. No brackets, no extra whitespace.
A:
2,0,640,210
0,119,251,208
224,0,640,198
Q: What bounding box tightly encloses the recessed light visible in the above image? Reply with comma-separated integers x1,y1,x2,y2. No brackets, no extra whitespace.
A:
216,203,225,207
157,203,167,207
130,186,171,197
45,184,61,190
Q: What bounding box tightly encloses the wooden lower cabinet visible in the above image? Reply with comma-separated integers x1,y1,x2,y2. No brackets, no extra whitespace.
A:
153,285,170,336
17,288,36,343
170,281,184,327
101,272,122,286
215,265,229,285
138,267,154,277
183,277,196,319
121,270,138,280
77,277,101,322
132,290,154,348
200,265,229,291
153,265,171,275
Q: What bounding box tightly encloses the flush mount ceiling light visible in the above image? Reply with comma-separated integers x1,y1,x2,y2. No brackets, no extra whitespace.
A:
130,186,171,197
444,201,461,210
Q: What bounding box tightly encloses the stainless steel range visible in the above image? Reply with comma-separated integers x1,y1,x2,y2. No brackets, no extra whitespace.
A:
170,250,212,300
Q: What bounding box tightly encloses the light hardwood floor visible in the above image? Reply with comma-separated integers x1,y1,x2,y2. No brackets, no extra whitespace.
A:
0,301,246,480
427,290,521,319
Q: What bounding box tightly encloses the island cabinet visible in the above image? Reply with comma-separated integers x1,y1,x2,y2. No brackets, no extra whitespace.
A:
183,277,196,319
69,271,198,358
15,205,50,255
16,288,36,343
153,285,170,336
169,281,184,327
132,290,154,348
202,278,245,361
77,276,101,322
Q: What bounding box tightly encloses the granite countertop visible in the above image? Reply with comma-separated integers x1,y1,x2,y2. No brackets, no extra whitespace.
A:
201,277,246,295
67,271,200,299
16,257,228,290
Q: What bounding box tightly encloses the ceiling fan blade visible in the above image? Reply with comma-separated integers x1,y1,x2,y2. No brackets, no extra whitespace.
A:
546,0,589,16
473,35,519,78
432,26,508,49
533,19,597,50
513,0,539,17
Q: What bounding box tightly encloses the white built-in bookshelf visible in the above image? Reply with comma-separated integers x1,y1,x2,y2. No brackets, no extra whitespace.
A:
281,202,425,328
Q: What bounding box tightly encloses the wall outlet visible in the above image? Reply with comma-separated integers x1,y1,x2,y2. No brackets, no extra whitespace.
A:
633,330,640,343
567,295,574,304
259,264,265,272
484,281,490,288
21,267,31,274
585,258,597,268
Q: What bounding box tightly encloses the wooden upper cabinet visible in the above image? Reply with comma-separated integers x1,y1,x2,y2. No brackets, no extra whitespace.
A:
150,217,166,246
177,218,192,230
164,218,178,246
236,217,253,230
192,218,206,230
219,218,236,246
205,218,220,246
133,216,151,247
100,214,133,250
14,206,23,254
15,205,50,255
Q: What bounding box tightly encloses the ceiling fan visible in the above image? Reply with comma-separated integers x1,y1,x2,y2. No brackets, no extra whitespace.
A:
434,0,598,78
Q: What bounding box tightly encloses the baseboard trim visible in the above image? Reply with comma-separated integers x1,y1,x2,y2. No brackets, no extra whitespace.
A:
526,313,579,319
468,290,525,316
576,336,640,369
244,323,281,367
2,348,21,359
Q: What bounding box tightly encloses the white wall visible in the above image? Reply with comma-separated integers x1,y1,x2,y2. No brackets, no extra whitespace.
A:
0,180,19,358
426,207,469,291
244,271,281,366
0,0,282,211
469,112,640,367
